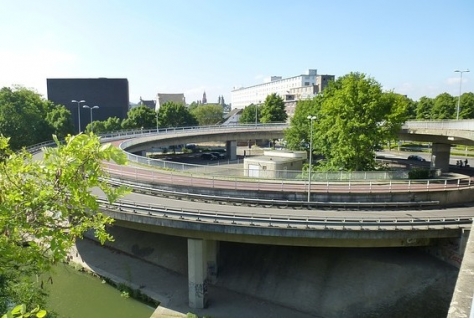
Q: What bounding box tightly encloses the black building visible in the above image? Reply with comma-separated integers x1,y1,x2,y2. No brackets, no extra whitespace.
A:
47,78,129,133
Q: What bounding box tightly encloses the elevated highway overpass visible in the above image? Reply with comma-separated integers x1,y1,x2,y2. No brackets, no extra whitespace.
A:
30,120,474,311
94,121,474,309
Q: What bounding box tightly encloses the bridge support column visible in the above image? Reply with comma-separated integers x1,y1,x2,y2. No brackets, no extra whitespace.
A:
226,140,237,161
206,240,218,284
431,143,451,172
187,238,213,308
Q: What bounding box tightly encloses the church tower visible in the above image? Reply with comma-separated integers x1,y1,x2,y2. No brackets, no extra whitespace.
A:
202,91,207,104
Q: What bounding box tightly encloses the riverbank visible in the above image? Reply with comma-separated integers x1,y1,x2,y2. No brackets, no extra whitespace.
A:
68,235,311,318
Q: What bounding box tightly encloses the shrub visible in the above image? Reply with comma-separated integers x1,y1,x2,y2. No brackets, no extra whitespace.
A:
408,168,430,179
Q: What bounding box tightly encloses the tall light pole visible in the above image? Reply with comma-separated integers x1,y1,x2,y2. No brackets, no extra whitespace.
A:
255,102,260,126
83,105,99,133
72,99,85,133
454,69,470,120
307,115,316,202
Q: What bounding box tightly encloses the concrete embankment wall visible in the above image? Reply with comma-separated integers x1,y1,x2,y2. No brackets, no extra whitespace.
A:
448,228,474,317
101,225,458,317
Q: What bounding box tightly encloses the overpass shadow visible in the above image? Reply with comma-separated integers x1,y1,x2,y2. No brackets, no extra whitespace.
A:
69,226,458,318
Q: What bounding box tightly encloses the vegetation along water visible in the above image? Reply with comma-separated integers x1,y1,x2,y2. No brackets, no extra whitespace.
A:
42,263,154,318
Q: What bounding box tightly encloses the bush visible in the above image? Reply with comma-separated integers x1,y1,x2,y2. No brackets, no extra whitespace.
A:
408,168,430,179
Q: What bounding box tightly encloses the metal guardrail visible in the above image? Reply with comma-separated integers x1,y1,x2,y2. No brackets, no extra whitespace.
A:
106,178,441,209
98,198,473,230
105,163,473,193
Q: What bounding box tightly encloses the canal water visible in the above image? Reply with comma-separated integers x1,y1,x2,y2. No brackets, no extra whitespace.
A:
43,263,154,318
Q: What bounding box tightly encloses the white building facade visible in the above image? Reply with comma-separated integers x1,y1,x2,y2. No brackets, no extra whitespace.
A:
231,69,334,109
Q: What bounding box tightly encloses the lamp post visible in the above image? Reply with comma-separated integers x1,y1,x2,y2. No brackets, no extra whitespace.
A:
307,115,316,202
255,102,260,126
71,99,85,133
454,69,470,120
83,105,99,133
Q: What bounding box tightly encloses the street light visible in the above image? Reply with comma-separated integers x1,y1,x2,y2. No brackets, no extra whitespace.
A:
307,115,316,202
255,102,260,126
71,99,85,133
454,69,470,120
83,105,99,133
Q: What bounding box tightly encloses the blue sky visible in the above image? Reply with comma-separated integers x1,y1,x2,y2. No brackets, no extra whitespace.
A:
0,0,472,105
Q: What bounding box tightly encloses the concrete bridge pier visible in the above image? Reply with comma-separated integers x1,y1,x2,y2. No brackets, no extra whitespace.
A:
431,143,451,172
226,140,237,161
187,238,218,308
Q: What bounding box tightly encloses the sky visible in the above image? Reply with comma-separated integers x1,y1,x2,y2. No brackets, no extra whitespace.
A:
0,0,473,105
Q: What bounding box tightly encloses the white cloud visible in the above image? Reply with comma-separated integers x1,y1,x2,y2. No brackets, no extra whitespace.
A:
446,76,469,85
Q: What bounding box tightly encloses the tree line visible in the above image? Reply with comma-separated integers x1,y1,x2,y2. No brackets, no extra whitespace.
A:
284,72,474,172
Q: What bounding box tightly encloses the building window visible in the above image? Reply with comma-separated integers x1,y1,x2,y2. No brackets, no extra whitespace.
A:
304,82,310,86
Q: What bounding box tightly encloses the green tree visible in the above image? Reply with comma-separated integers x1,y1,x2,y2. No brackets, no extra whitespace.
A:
284,98,322,151
104,116,123,132
0,87,53,150
122,106,157,129
431,93,455,119
415,96,434,120
0,133,129,313
44,104,74,140
239,104,260,124
188,101,200,111
260,93,288,123
157,102,198,128
404,97,417,120
85,120,106,134
190,104,223,125
286,72,408,171
458,92,474,119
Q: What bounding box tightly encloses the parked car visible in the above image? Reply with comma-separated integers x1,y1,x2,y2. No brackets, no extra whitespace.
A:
200,153,217,161
407,155,426,162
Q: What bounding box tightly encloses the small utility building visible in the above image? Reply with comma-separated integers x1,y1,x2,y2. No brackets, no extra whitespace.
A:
244,150,307,179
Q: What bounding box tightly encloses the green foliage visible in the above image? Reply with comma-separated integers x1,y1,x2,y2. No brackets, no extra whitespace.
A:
260,93,287,123
188,101,199,111
190,104,223,125
2,304,47,318
285,72,409,171
122,105,157,129
239,103,260,124
157,102,198,128
431,93,455,119
458,92,474,119
413,92,474,120
85,120,105,134
86,117,123,134
44,104,74,140
415,96,434,120
0,133,129,312
103,117,123,132
284,98,323,151
408,168,430,179
0,87,70,150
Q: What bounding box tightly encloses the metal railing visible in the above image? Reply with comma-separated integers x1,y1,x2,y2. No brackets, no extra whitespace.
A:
105,163,472,193
99,198,473,230
106,178,441,208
